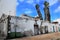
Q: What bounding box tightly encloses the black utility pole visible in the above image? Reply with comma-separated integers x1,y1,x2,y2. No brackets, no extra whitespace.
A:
7,15,11,38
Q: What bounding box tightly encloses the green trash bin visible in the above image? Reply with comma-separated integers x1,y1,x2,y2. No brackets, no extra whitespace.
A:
16,32,24,37
8,32,24,38
8,32,15,38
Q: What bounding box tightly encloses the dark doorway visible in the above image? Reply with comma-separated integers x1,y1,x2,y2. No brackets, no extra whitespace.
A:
34,24,39,35
45,26,48,34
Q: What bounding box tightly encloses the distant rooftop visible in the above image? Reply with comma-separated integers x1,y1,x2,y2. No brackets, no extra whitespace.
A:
52,22,58,24
20,14,35,18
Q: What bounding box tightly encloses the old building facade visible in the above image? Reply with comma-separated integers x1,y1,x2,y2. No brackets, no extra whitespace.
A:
0,14,60,38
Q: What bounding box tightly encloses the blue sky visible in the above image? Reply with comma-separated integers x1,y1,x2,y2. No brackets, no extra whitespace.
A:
16,0,60,21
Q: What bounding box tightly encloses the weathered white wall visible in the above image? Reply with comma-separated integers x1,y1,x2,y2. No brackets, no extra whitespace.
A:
0,0,16,17
3,19,8,36
0,15,60,36
10,16,35,35
0,18,8,37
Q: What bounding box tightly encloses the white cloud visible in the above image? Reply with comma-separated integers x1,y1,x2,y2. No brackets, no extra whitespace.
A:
18,0,41,7
23,8,30,10
23,8,33,14
53,18,60,24
26,0,34,4
26,0,41,4
35,15,38,17
24,10,32,14
18,0,58,6
36,0,40,3
16,2,19,6
47,0,58,6
19,0,24,2
54,6,60,13
26,0,36,6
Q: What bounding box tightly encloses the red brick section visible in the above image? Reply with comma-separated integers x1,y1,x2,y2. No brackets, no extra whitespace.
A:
13,32,60,40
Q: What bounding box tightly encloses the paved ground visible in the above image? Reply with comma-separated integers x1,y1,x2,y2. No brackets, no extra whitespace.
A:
1,32,60,40
0,36,6,40
11,32,60,40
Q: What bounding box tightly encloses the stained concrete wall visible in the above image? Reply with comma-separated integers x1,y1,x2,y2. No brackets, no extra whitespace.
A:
0,18,8,37
10,16,35,35
0,15,60,37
